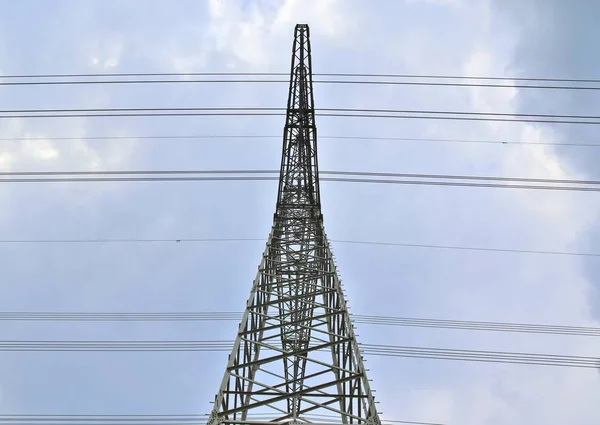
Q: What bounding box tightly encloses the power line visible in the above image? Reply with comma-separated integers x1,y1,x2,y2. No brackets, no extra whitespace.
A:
1,134,597,148
325,170,600,185
1,77,600,91
4,176,599,192
320,135,600,148
1,172,598,192
0,414,216,417
2,106,600,120
0,420,217,422
0,420,441,425
0,175,277,183
0,340,596,369
2,169,598,186
2,69,600,84
330,177,600,192
0,236,594,259
0,415,442,425
331,239,600,258
2,111,598,126
0,238,265,244
0,170,278,176
0,237,595,258
359,344,600,369
354,316,600,336
2,312,598,337
317,72,600,84
1,106,600,125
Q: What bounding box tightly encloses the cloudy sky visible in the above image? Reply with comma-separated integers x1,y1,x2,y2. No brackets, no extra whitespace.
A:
1,0,599,424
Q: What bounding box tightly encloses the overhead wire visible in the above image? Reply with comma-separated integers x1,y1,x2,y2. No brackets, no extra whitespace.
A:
0,106,599,125
1,77,600,91
1,70,600,91
1,312,598,337
354,315,600,336
2,176,600,192
0,415,442,425
0,340,597,369
0,70,599,83
1,134,599,148
3,106,599,119
0,237,596,258
330,239,600,258
0,169,598,192
359,344,600,369
2,169,599,186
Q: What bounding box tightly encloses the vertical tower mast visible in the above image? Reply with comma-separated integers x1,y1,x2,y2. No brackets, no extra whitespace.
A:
208,24,380,425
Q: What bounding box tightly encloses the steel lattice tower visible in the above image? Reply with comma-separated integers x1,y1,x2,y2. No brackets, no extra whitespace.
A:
208,24,380,425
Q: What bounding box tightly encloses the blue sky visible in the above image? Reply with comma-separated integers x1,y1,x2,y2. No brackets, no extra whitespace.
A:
0,1,599,424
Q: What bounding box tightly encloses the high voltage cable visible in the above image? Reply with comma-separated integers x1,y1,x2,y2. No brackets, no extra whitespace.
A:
1,107,600,125
1,169,593,186
0,419,435,425
2,111,599,126
353,316,600,336
2,312,598,337
2,176,599,192
0,415,441,425
1,134,597,148
359,344,600,368
0,420,441,425
0,238,265,244
324,170,600,185
0,170,598,192
331,239,600,257
0,340,597,369
1,69,600,86
1,71,599,83
1,77,600,91
0,237,596,258
2,106,600,120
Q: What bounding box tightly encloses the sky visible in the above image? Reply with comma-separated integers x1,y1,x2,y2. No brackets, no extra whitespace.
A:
0,0,599,424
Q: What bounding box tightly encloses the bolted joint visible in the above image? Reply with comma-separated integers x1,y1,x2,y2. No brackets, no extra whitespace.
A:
364,416,382,425
207,411,224,425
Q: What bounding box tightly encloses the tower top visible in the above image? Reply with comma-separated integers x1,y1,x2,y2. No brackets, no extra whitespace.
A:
276,22,320,218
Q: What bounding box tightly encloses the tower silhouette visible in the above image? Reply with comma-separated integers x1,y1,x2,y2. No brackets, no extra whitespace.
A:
208,24,380,425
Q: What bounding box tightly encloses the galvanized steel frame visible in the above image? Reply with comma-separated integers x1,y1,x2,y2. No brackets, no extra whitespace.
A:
208,24,380,425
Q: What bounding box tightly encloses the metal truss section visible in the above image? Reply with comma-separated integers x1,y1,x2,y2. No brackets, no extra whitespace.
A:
208,24,380,425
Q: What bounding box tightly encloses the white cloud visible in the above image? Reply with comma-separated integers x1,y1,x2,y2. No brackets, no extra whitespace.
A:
201,0,351,67
151,0,352,73
272,0,348,37
23,139,60,161
0,116,139,225
0,382,7,413
381,5,600,423
405,0,463,5
0,119,136,172
466,43,600,235
87,32,124,70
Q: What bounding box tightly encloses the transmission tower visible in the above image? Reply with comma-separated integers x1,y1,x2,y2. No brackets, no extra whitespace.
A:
208,24,381,425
